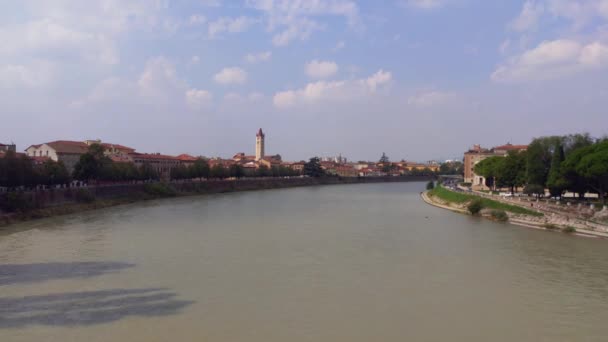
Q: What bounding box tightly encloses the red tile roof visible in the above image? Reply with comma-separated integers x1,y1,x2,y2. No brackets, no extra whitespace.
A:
493,144,528,151
177,154,198,161
45,140,89,154
102,143,135,152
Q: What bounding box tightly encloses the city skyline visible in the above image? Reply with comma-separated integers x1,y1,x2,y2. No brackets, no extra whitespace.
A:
2,1,608,161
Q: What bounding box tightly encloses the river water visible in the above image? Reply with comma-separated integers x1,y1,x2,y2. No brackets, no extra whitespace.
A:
1,182,608,341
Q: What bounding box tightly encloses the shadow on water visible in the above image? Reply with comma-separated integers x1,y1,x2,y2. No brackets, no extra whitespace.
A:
0,262,135,286
0,288,194,328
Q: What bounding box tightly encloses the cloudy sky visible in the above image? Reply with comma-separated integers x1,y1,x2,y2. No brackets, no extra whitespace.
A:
2,0,608,162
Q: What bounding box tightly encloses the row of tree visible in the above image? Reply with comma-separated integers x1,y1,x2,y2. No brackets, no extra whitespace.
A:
474,134,608,203
0,151,71,188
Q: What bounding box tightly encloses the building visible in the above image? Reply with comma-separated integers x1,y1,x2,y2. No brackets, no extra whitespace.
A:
25,140,137,174
256,128,265,161
130,153,181,180
464,143,527,189
0,143,16,153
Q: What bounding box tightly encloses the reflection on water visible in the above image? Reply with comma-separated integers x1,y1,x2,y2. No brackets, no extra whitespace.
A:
0,262,134,285
0,182,607,342
0,288,193,328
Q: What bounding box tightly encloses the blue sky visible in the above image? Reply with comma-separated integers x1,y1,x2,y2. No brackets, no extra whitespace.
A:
2,0,608,162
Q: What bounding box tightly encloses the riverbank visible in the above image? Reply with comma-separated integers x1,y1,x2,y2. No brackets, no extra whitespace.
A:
0,176,431,228
422,187,608,239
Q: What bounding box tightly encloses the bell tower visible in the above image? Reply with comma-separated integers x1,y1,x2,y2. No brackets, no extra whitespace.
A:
256,128,265,161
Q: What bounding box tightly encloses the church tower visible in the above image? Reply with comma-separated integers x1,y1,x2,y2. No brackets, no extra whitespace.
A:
256,128,265,161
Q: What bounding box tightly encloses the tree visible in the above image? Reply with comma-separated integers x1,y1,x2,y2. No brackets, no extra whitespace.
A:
379,153,390,164
139,163,159,181
439,161,464,175
474,156,504,190
575,140,608,204
210,164,228,179
303,157,325,178
41,160,70,186
562,145,593,198
73,144,111,182
426,181,435,190
170,164,190,180
499,150,526,194
256,165,270,177
191,158,210,180
229,164,245,178
546,142,566,198
524,184,545,199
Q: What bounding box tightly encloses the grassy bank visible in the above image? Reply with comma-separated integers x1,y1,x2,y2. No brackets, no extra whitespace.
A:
428,185,543,217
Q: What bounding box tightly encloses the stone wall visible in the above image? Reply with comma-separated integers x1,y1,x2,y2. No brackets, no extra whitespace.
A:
0,176,432,214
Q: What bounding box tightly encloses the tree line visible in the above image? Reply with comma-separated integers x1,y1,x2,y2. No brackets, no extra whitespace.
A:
474,134,608,203
1,144,308,189
0,150,70,188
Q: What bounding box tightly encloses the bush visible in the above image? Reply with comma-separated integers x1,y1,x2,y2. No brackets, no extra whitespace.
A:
75,189,96,203
543,223,558,230
144,183,176,197
490,210,509,222
562,226,577,233
467,199,484,215
1,192,33,213
426,181,435,190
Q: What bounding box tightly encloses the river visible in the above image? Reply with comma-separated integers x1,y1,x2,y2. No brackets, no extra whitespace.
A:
1,182,608,341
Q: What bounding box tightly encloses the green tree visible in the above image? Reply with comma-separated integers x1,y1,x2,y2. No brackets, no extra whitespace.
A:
229,164,245,178
73,144,111,182
575,140,608,204
303,157,325,178
191,158,210,180
210,164,228,179
41,160,70,186
499,150,526,193
138,162,159,181
379,153,390,164
526,136,563,187
561,146,591,198
256,165,271,177
474,156,504,190
546,142,566,198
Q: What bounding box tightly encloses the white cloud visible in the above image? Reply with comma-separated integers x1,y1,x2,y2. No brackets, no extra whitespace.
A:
186,89,213,108
273,70,391,108
407,90,456,107
245,51,272,63
305,60,339,79
0,18,119,65
492,39,608,82
214,67,248,85
247,0,359,46
72,56,201,109
138,57,185,98
363,70,392,92
208,16,257,38
402,0,445,10
189,14,206,25
191,55,201,64
508,0,608,32
0,62,54,88
509,1,544,32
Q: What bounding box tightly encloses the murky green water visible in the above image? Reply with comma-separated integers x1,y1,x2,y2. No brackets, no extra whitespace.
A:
1,182,608,341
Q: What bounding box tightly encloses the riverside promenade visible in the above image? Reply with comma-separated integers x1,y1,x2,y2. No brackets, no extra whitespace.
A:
422,189,608,239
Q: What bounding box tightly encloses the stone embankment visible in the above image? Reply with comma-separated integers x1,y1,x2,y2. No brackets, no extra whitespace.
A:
422,190,608,239
0,176,432,228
